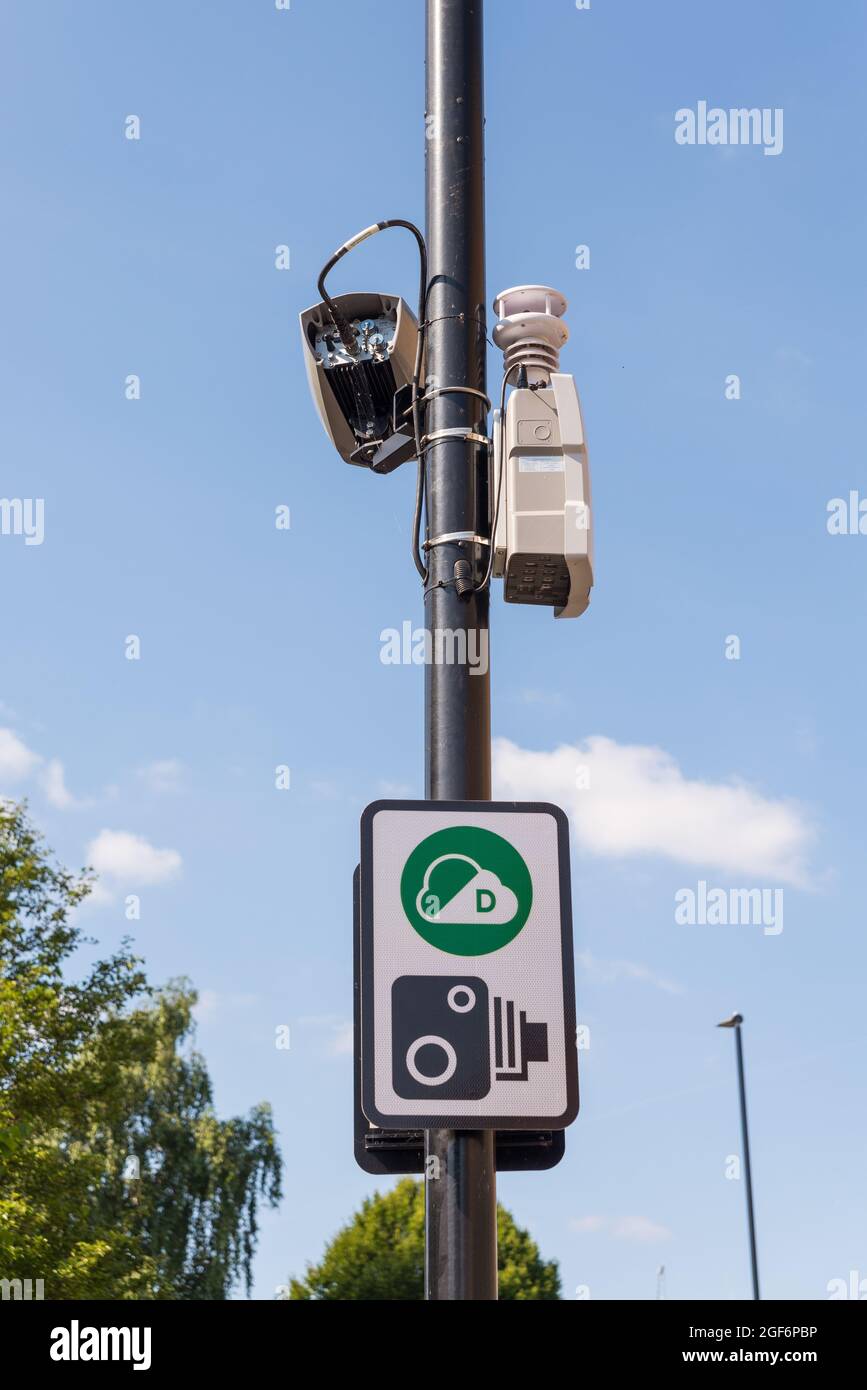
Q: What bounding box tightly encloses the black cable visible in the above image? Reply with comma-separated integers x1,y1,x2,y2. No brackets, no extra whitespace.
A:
316,251,363,359
381,222,429,581
411,441,427,581
316,219,429,580
474,364,518,594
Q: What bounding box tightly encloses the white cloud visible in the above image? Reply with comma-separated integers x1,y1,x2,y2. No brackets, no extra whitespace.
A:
571,1216,607,1234
83,881,114,910
612,1216,672,1243
571,1215,672,1243
0,728,88,810
87,829,182,886
41,758,79,810
137,759,186,794
493,735,813,886
0,727,40,783
576,951,682,996
299,1015,354,1057
193,990,258,1023
195,989,220,1022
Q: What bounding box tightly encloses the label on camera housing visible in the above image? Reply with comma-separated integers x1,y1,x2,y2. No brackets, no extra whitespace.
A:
518,455,566,473
358,800,579,1130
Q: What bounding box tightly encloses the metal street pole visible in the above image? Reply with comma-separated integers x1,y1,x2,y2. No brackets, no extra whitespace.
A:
423,0,497,1301
719,1013,760,1300
734,1021,761,1301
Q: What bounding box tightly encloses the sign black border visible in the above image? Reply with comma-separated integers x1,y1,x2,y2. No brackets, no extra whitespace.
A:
359,799,580,1130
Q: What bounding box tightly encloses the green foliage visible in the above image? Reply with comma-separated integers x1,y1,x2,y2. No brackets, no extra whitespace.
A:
287,1177,560,1300
0,800,282,1299
495,1201,562,1300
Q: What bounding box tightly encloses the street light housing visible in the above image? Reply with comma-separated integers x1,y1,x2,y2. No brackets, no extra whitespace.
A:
717,1013,744,1028
299,291,420,468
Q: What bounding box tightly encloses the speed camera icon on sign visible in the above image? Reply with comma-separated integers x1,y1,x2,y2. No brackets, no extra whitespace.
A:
391,975,550,1101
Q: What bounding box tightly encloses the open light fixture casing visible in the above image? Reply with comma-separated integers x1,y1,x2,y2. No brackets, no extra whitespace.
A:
299,291,420,466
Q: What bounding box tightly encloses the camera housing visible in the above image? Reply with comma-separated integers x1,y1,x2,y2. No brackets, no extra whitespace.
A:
299,291,420,466
491,286,594,619
492,374,593,618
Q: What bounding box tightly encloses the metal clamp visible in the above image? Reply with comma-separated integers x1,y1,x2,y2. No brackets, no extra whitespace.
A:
412,385,492,412
423,531,491,552
421,427,492,450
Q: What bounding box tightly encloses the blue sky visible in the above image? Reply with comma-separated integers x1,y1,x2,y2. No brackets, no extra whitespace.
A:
2,0,865,1300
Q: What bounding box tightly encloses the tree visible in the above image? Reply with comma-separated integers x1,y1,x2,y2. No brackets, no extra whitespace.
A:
0,800,281,1299
287,1177,561,1300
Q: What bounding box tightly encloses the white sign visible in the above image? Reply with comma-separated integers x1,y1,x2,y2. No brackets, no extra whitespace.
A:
359,800,579,1130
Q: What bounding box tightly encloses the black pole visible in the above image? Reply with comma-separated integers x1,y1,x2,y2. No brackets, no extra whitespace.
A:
423,0,497,1301
734,1021,761,1300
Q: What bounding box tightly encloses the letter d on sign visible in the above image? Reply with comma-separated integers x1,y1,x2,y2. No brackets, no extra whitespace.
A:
476,889,495,913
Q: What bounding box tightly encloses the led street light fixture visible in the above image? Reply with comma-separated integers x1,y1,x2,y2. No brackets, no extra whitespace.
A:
300,291,420,469
300,219,428,480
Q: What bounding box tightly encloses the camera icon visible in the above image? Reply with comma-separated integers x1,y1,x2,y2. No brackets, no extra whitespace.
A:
392,976,490,1100
391,976,548,1101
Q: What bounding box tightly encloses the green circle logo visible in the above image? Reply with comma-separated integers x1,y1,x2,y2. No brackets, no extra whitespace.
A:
400,825,533,956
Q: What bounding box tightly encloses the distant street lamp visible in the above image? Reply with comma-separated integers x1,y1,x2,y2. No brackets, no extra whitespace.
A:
718,1013,760,1299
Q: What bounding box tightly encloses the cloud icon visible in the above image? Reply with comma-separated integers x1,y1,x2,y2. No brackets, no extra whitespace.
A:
416,853,519,927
